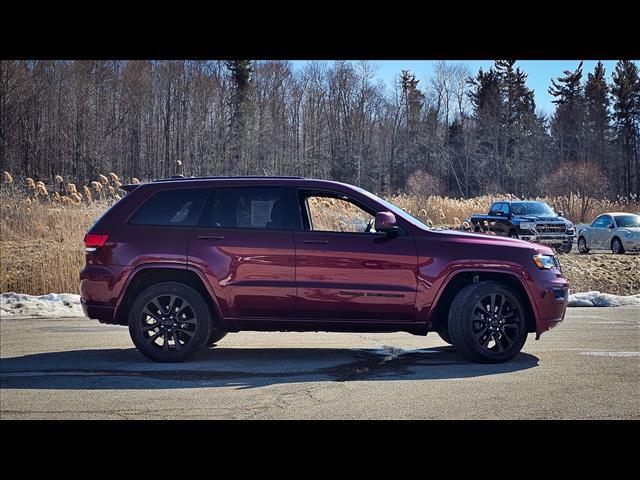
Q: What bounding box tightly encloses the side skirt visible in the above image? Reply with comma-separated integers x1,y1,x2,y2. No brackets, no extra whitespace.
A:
217,317,429,336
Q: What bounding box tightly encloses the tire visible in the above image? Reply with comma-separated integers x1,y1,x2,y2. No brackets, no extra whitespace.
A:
436,329,453,345
578,236,589,254
447,281,528,363
128,282,212,363
611,237,625,255
508,230,518,239
556,242,572,254
207,329,228,348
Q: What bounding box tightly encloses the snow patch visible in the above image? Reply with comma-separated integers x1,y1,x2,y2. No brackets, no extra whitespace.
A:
568,291,640,307
0,292,84,318
2,288,640,320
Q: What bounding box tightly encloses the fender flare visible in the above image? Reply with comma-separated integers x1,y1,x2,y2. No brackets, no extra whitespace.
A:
114,262,225,323
425,266,541,327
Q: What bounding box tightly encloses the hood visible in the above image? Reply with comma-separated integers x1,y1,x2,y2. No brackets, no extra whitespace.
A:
513,215,569,223
620,227,640,234
425,228,554,254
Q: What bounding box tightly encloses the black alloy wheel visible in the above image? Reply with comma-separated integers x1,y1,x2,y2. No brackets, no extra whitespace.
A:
447,281,528,363
129,282,211,362
470,293,522,353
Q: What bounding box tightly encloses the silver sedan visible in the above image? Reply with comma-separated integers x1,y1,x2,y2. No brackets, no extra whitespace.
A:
576,212,640,254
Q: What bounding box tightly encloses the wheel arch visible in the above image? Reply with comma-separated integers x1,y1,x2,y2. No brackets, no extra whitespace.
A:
427,269,538,334
115,265,223,326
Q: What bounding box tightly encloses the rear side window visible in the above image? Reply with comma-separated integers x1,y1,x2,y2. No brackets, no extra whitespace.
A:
199,187,289,230
130,188,210,226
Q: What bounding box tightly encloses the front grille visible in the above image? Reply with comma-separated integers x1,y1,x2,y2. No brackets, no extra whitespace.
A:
535,223,567,234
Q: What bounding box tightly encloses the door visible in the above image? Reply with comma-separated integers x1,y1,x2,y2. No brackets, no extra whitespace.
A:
590,215,611,248
496,203,511,235
188,186,296,319
293,190,418,321
487,202,505,234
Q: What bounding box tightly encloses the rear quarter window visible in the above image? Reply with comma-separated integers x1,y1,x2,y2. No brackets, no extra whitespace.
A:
129,188,210,226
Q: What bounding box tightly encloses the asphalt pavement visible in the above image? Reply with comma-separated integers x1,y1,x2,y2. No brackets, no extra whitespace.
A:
1,307,638,419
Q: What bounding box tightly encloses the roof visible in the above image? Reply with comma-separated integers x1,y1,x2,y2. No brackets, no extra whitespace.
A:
124,176,360,192
599,212,639,216
152,175,305,182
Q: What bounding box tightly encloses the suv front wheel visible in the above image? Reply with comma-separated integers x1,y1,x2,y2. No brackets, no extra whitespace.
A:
448,281,528,363
129,282,212,362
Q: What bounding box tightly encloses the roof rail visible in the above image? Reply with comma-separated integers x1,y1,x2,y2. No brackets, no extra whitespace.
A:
152,175,305,182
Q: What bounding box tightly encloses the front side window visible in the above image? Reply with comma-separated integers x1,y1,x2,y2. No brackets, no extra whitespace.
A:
592,216,612,228
129,188,210,226
302,193,375,233
199,187,288,230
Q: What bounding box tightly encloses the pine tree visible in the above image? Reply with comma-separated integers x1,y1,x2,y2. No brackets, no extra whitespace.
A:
549,61,585,164
395,70,424,190
584,61,610,170
495,60,536,193
225,60,254,173
611,60,640,196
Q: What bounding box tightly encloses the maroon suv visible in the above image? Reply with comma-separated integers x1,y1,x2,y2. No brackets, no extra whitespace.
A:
80,176,569,363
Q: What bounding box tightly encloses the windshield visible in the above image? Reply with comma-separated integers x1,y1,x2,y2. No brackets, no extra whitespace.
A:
614,214,640,228
511,202,556,217
352,186,432,230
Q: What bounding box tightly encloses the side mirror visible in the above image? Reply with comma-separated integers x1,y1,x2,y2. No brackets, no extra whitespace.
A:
557,211,564,217
375,211,399,235
609,224,615,229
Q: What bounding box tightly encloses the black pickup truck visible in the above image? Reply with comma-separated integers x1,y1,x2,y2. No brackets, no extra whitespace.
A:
466,200,574,253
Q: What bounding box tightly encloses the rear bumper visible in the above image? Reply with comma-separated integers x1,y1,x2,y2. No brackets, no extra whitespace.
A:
79,264,127,324
81,299,117,324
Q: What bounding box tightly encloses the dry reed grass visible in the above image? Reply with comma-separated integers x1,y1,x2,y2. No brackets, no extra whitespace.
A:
1,173,639,296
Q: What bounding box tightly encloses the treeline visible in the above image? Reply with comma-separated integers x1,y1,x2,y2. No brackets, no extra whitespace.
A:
1,59,638,197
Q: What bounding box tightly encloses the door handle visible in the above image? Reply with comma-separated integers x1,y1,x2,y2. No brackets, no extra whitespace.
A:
198,235,225,240
302,239,329,245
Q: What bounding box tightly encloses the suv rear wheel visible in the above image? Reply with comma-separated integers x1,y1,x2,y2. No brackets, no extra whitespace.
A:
128,282,212,362
436,329,453,345
207,329,228,347
448,281,528,363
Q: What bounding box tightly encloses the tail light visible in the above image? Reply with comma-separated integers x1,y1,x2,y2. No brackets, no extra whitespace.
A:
84,234,109,252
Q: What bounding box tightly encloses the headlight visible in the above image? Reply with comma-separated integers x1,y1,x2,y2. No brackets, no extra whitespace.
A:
533,254,559,270
520,222,536,230
566,222,573,230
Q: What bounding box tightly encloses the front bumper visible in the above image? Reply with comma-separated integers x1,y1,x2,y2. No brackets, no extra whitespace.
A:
622,238,640,251
530,270,569,337
519,230,573,245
